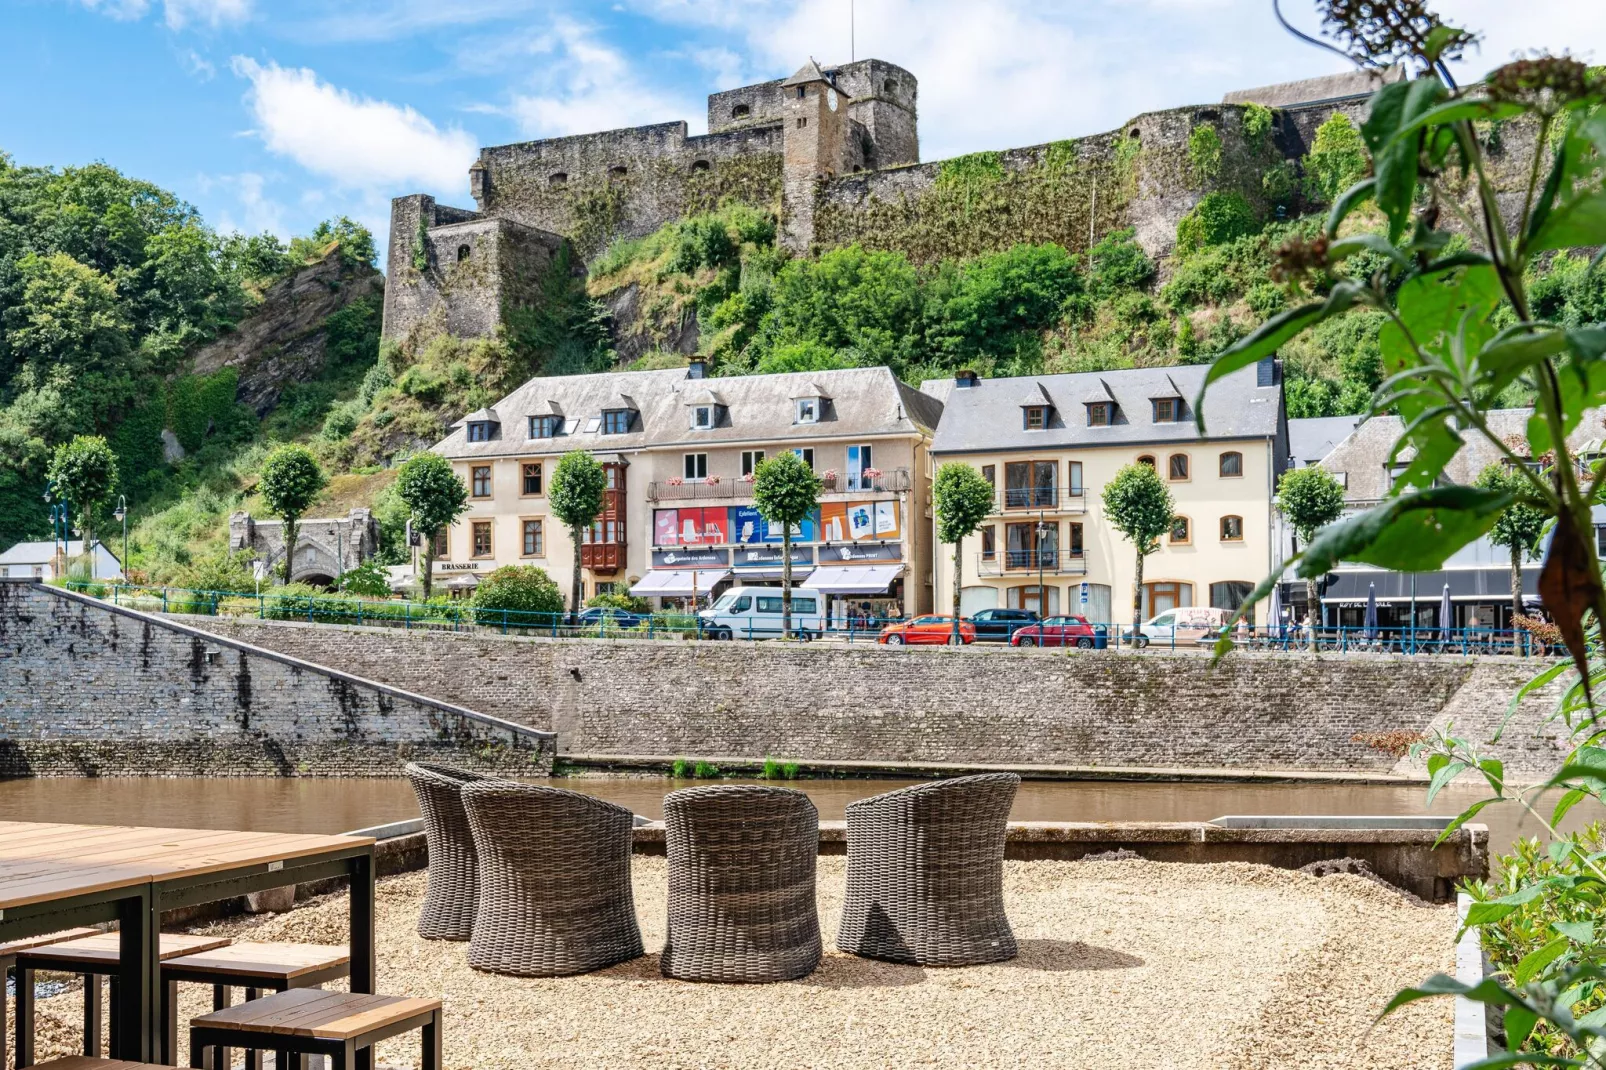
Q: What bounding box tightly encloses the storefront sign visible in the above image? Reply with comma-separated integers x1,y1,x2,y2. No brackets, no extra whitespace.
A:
817,542,901,563
733,544,814,568
651,547,729,569
435,562,481,572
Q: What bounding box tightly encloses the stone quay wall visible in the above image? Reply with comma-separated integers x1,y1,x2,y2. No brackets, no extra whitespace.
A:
186,616,1569,780
0,581,552,777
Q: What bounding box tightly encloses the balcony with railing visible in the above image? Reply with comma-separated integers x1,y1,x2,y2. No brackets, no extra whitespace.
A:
648,467,912,502
974,550,1089,577
992,487,1086,514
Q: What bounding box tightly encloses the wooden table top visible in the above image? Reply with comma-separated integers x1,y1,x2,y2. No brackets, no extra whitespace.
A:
164,940,350,980
17,931,233,967
0,822,374,911
192,989,439,1041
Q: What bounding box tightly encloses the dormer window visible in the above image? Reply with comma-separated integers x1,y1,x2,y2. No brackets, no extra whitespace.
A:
528,415,561,439
1024,406,1049,431
796,398,818,423
1087,402,1112,427
467,422,493,443
462,408,500,442
1153,398,1182,422
693,405,714,430
602,409,634,435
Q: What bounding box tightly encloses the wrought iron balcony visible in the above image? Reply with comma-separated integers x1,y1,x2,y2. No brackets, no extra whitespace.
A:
974,550,1089,577
993,489,1087,513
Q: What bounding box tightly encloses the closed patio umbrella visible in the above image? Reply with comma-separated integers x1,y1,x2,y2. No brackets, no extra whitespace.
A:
1268,583,1283,642
1439,584,1453,643
1363,583,1378,642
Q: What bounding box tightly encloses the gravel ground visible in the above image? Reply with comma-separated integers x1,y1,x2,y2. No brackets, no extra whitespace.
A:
16,857,1454,1070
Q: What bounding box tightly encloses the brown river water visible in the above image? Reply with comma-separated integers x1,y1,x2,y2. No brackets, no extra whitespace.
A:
0,776,1570,860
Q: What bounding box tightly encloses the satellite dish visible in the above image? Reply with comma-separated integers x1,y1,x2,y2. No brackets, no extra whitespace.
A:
827,88,839,112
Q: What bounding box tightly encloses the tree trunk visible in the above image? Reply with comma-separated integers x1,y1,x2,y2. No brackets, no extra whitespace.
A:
421,528,435,601
570,527,583,624
282,516,298,584
1306,577,1319,651
1132,549,1144,631
781,531,793,638
951,536,964,645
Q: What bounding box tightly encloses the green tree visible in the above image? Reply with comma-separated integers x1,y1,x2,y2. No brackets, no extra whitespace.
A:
1301,113,1369,204
1174,192,1258,254
548,449,607,620
753,340,857,375
394,452,468,601
752,451,822,637
929,242,1082,368
757,245,927,373
1101,463,1175,630
1476,463,1549,626
257,445,326,583
472,565,564,625
46,435,118,558
290,216,377,268
338,558,392,598
1275,465,1346,635
934,462,997,645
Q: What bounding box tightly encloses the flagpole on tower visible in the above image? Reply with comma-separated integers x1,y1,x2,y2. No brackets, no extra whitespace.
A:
851,0,855,61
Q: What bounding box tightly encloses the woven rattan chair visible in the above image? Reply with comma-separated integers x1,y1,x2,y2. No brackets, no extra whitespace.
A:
404,761,503,941
837,773,1020,966
460,782,644,976
661,786,821,983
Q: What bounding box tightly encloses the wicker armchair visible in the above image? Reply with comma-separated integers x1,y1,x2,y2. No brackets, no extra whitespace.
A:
661,786,821,983
837,773,1020,966
460,782,644,976
404,762,503,941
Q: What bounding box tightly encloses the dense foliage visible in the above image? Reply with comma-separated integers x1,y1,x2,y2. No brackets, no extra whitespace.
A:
471,564,564,624
1100,463,1175,628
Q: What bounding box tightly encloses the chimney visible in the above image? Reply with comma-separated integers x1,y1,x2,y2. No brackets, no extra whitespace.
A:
687,359,708,380
955,369,980,388
1256,357,1279,388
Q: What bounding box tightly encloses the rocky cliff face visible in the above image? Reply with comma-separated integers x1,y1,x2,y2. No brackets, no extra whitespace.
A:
189,248,384,414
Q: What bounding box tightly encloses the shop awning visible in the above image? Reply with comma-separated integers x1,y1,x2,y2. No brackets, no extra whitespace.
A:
802,564,904,595
1319,567,1539,603
629,569,730,596
728,567,814,582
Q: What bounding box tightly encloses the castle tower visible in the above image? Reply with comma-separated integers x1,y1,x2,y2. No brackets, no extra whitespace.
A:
780,58,852,253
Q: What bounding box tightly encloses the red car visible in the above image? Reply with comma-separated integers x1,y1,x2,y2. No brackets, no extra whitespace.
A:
1010,615,1106,649
878,615,976,646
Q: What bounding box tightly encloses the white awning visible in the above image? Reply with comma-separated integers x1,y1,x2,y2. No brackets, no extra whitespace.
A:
802,564,904,595
630,569,730,596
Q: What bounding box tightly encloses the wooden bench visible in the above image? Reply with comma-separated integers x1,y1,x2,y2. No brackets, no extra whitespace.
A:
14,933,232,1067
188,990,441,1070
1,930,102,1070
161,942,350,1070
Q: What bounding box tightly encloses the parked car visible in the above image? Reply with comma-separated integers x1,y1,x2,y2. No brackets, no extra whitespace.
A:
966,608,1039,643
698,588,824,639
1125,606,1227,648
878,615,975,646
576,606,647,630
1010,615,1108,649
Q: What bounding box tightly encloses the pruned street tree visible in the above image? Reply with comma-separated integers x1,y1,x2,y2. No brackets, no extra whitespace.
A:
395,452,468,601
934,461,996,645
1475,462,1549,627
257,444,326,584
752,451,822,638
1275,465,1346,642
549,449,607,622
1101,462,1174,631
46,435,118,565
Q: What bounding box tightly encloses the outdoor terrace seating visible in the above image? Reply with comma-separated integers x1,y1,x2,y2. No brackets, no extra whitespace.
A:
404,762,504,941
461,782,643,976
837,772,1020,966
187,989,441,1070
660,785,821,983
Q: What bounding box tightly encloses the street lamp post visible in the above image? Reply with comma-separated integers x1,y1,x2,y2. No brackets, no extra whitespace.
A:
113,495,128,581
1036,512,1049,618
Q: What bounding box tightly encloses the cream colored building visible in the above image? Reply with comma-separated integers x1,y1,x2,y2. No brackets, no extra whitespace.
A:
431,362,943,616
922,362,1288,625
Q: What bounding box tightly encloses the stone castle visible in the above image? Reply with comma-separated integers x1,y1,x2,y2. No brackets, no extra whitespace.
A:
381,59,1392,347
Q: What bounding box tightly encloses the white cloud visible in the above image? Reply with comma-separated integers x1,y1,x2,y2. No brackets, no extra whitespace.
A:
199,171,290,237
76,0,251,29
502,18,704,138
182,48,215,79
230,57,478,193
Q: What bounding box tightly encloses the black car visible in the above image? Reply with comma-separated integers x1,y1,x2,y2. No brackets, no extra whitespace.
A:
576,606,648,630
966,608,1040,642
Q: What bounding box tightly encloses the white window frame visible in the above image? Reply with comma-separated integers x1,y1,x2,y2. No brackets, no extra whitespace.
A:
692,405,714,430
741,450,765,476
684,453,708,479
796,398,819,424
792,447,814,470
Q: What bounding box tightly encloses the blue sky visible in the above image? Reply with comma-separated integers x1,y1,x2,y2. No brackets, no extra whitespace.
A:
5,0,1603,263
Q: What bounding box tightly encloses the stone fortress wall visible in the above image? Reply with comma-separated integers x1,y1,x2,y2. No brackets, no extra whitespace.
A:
0,580,551,776
379,59,1395,346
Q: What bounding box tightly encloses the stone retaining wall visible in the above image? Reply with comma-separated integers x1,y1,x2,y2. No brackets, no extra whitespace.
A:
187,616,1569,779
0,581,551,777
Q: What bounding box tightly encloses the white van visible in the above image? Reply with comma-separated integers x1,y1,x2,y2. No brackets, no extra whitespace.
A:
1126,606,1227,648
698,588,825,640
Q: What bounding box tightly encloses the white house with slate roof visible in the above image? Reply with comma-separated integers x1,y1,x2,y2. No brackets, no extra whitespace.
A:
922,360,1289,625
431,361,943,617
0,540,122,581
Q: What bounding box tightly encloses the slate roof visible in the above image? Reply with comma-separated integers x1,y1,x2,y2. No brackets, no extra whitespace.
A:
924,363,1281,453
0,540,99,565
1317,408,1606,502
1287,415,1363,468
435,365,941,459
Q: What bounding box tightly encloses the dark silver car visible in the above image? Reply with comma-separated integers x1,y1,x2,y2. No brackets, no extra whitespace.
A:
966,608,1039,643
